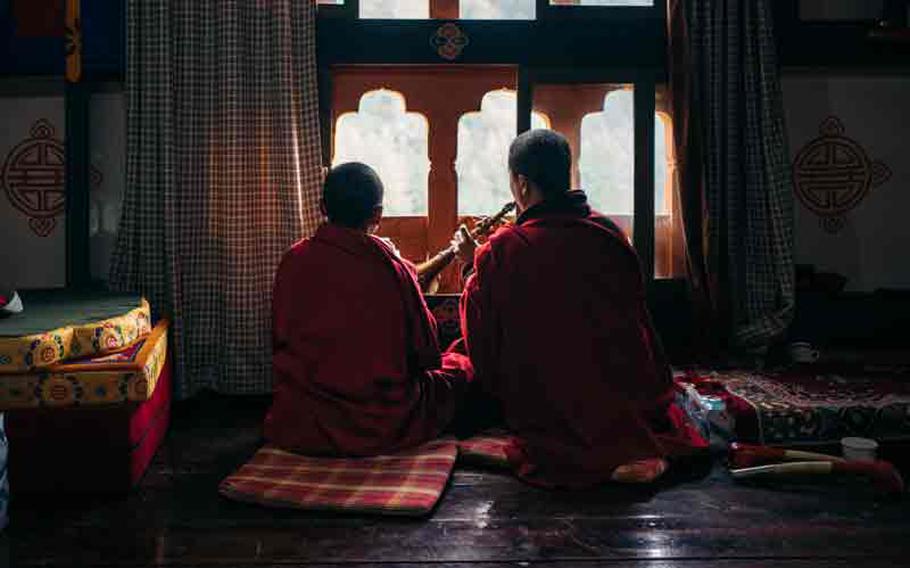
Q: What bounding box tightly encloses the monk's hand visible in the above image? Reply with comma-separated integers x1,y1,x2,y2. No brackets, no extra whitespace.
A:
377,236,402,258
451,225,476,264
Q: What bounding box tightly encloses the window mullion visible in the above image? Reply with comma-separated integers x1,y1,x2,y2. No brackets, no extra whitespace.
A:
517,66,532,135
633,77,656,284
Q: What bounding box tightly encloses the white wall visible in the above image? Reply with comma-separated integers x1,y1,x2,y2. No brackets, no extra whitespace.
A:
782,73,910,291
0,88,125,290
0,96,66,289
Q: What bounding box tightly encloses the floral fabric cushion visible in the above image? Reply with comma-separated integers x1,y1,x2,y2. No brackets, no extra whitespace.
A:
0,292,151,373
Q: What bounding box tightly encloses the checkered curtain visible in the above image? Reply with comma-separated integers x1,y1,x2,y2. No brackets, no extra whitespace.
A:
667,0,795,355
111,1,323,397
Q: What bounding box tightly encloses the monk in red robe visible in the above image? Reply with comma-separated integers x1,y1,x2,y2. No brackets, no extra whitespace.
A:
453,130,706,488
264,162,472,456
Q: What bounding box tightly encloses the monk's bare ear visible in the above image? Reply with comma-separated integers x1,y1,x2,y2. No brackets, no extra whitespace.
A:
368,205,383,229
517,174,532,199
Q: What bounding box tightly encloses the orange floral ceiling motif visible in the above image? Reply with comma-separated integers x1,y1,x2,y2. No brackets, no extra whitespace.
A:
431,23,469,61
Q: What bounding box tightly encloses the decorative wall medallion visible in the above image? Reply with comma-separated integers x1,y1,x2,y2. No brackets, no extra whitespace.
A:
431,23,469,61
793,116,891,234
1,119,102,237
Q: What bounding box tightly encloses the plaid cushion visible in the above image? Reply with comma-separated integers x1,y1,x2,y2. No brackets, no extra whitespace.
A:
219,439,457,517
457,430,518,468
457,431,667,483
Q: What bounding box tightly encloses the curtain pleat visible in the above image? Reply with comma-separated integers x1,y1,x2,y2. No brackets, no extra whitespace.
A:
111,1,323,397
668,0,795,355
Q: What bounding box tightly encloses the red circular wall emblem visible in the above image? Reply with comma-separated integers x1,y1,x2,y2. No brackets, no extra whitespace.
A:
2,119,66,237
2,119,103,237
793,116,891,234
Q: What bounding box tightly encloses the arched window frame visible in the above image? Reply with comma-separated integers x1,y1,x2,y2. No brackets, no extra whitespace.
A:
318,0,674,288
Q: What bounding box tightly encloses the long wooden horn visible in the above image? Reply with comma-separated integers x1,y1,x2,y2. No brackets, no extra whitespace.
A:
416,202,515,291
730,460,905,494
729,442,845,469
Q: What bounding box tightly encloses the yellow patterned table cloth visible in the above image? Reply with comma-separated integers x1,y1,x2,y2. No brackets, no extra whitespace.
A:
0,320,168,410
0,292,151,374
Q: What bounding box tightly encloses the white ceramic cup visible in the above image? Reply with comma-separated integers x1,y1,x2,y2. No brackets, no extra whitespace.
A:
841,437,878,462
789,341,820,363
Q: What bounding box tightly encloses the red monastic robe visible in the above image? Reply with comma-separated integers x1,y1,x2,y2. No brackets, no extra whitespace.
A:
460,191,706,488
264,223,473,456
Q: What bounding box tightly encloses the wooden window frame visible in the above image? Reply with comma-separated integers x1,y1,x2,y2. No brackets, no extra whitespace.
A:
329,65,518,291
316,0,675,290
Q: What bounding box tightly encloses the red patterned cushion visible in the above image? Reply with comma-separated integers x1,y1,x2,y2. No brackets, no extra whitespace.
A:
219,439,457,516
457,430,518,468
675,368,910,445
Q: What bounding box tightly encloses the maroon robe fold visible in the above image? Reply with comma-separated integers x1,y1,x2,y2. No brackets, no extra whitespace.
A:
460,192,706,488
264,223,473,456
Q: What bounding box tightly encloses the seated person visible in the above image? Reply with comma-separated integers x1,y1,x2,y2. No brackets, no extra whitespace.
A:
264,162,473,456
453,130,706,487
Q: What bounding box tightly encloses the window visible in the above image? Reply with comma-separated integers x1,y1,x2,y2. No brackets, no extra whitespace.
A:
357,0,536,19
359,0,428,19
333,90,429,216
550,0,654,5
459,0,536,19
577,89,680,277
331,66,518,290
533,83,682,278
322,0,652,18
319,3,673,288
457,90,548,216
577,88,670,218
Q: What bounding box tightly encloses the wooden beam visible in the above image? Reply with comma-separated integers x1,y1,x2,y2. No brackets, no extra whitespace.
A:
633,76,656,284
64,81,91,288
317,20,664,68
318,65,333,166
517,65,532,134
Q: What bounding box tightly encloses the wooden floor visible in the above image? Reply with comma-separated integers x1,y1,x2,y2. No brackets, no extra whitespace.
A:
4,394,910,567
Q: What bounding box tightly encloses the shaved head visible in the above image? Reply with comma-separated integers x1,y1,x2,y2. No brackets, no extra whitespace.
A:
508,129,572,197
322,162,384,229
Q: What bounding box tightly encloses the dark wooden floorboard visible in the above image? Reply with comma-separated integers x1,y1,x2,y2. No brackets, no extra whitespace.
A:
3,395,909,567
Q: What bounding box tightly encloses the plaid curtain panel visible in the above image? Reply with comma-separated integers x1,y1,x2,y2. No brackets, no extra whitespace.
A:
668,0,795,353
111,1,323,397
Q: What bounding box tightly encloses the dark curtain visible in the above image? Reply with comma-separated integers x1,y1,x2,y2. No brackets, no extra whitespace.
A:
668,0,795,356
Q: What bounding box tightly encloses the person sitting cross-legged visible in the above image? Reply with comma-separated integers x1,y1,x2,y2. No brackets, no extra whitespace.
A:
452,130,707,488
264,162,473,456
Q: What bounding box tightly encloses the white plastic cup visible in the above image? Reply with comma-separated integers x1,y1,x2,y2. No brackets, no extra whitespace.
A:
789,341,820,363
841,437,878,462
